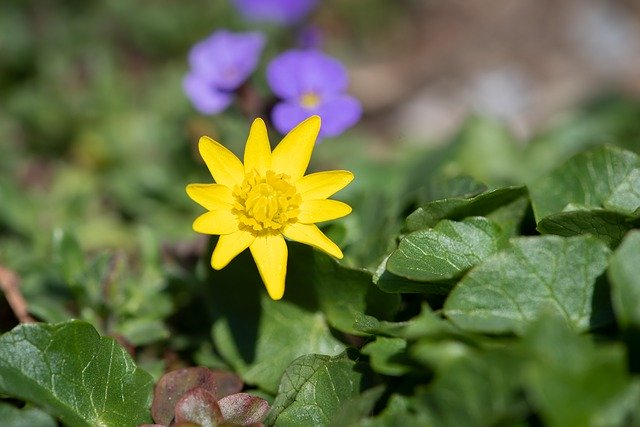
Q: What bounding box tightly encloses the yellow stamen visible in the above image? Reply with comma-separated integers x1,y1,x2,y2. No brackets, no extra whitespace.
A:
233,170,301,233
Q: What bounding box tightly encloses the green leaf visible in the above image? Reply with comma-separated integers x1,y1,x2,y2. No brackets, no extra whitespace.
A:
529,145,640,221
415,174,487,205
387,217,505,284
537,209,636,247
0,403,56,427
447,116,522,184
266,353,363,427
328,386,385,427
0,320,153,427
413,348,527,427
521,315,640,426
444,235,610,334
51,229,85,287
114,318,170,346
207,242,398,393
213,296,345,394
287,244,400,335
350,394,430,427
361,337,410,376
604,168,640,216
609,231,640,328
406,186,526,232
373,260,454,295
355,304,461,341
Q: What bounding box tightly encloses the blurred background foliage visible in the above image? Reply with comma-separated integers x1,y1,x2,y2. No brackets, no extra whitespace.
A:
1,0,639,367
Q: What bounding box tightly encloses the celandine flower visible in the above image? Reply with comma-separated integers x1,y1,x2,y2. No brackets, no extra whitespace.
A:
267,49,362,138
184,30,265,114
186,116,353,300
233,0,318,25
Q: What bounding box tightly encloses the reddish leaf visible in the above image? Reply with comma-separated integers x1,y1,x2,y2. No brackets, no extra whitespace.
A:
218,393,270,426
174,387,224,426
152,367,242,425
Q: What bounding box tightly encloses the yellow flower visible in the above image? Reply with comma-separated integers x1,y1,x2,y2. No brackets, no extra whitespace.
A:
186,115,353,300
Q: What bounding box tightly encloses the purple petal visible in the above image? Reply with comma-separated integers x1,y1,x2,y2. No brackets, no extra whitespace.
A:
271,101,315,135
188,30,265,90
267,49,348,99
233,0,318,25
183,73,233,115
314,95,362,137
271,95,362,138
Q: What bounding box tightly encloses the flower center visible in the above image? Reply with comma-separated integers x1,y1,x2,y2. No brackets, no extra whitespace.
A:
300,92,321,109
232,170,301,233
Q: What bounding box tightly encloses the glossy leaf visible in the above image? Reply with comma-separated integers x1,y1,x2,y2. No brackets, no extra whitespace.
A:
529,145,640,221
387,217,505,283
0,320,153,427
266,353,363,426
537,209,635,247
406,186,526,231
444,235,610,334
604,168,640,216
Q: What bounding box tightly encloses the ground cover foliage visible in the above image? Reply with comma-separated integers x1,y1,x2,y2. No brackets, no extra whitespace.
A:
2,1,640,426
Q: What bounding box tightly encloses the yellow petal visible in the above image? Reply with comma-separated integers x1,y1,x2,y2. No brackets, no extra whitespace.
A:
298,199,352,224
249,234,288,300
271,116,321,180
211,229,256,269
199,136,245,188
193,210,239,235
243,118,272,175
296,170,354,200
282,223,343,259
186,183,235,211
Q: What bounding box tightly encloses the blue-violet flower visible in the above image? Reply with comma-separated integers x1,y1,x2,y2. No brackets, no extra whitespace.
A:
233,0,318,25
267,49,362,138
184,30,265,114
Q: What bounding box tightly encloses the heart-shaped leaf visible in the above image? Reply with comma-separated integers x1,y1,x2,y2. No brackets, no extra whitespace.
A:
444,235,610,334
0,320,153,427
530,145,640,221
387,217,505,284
266,353,363,426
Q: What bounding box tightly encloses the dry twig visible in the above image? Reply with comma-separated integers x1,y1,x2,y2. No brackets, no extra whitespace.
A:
0,266,35,323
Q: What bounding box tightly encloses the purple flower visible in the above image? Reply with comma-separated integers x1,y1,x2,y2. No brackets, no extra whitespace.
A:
183,30,265,115
233,0,318,25
267,49,362,138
